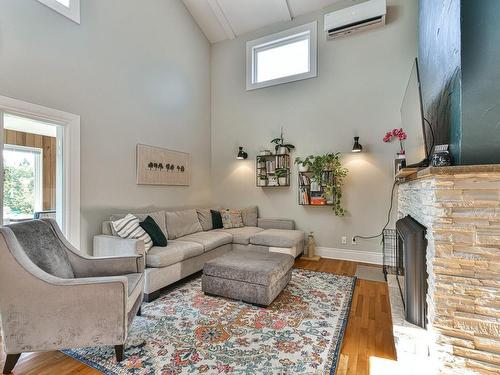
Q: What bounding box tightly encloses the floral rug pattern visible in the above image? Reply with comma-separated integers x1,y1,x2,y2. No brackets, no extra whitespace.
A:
64,269,355,374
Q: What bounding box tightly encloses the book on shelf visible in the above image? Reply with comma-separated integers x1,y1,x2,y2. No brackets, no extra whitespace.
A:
299,187,310,205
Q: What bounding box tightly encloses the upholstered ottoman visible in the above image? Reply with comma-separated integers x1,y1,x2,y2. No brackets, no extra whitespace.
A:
202,250,294,306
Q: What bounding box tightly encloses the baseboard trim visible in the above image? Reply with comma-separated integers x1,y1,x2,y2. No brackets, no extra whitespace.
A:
315,247,383,265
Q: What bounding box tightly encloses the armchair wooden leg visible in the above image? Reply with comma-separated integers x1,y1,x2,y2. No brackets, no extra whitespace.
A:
3,353,21,374
115,345,124,362
137,306,142,316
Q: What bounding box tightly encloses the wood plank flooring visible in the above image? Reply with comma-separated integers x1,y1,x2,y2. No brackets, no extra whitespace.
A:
1,258,396,375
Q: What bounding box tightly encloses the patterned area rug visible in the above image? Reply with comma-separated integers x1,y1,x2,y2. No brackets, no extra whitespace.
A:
64,269,356,374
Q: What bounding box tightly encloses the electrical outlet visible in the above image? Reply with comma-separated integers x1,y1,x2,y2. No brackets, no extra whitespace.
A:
352,237,357,245
341,236,347,245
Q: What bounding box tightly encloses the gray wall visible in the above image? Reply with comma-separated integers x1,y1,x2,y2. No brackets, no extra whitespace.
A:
418,0,461,154
211,0,419,253
419,0,500,165
0,0,212,253
461,0,500,165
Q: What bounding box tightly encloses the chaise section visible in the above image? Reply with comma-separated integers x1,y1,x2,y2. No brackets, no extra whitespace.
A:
250,229,305,257
176,231,232,252
146,241,204,268
215,226,264,245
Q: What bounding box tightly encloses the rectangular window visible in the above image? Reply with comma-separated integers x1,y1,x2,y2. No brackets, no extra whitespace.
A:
246,21,317,90
3,145,43,223
37,0,80,24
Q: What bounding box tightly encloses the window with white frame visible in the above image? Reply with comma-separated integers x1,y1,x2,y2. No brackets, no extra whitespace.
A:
37,0,80,24
246,21,317,90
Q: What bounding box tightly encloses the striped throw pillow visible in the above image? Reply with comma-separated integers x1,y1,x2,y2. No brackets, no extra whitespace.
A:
112,214,153,251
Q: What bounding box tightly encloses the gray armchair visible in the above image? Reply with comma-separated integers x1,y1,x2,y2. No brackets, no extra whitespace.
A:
0,219,145,374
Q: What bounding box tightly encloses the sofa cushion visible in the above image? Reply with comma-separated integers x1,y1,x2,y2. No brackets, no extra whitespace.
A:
215,226,264,245
110,211,167,238
139,215,167,247
146,241,204,268
196,208,213,231
203,250,294,286
9,220,75,279
176,231,232,252
112,214,153,251
220,209,244,229
240,206,258,227
166,209,203,240
211,210,223,229
250,229,305,248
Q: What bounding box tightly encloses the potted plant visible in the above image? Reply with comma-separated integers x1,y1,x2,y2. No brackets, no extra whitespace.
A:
275,168,288,186
294,156,313,172
271,127,295,155
258,174,268,187
256,156,266,168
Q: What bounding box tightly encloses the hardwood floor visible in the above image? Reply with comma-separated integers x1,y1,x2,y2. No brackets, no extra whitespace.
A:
1,259,396,375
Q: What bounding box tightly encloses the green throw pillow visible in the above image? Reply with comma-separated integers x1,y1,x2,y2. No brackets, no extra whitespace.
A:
210,210,223,229
140,216,167,247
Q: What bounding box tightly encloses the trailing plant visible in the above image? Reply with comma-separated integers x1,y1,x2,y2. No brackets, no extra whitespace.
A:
271,127,295,154
299,153,348,216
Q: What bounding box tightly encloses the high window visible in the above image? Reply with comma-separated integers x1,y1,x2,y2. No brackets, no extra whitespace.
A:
246,21,317,90
37,0,80,24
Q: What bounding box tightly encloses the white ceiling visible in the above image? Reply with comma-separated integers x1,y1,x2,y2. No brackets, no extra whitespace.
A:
183,0,344,43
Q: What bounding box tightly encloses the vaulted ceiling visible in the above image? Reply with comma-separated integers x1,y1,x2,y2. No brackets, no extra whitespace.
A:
182,0,344,43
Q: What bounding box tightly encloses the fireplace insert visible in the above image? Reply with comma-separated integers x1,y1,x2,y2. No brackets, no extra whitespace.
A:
396,215,428,328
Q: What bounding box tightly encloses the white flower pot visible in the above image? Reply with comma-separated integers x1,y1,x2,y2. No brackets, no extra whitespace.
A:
278,177,287,186
277,146,288,155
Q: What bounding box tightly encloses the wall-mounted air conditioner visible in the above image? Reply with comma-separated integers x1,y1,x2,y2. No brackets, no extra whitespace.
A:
324,0,386,39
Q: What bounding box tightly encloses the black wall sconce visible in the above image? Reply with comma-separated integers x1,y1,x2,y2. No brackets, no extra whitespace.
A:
236,146,248,160
352,137,363,153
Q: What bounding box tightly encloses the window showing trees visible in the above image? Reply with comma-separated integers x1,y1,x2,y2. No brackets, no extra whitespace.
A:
3,146,43,221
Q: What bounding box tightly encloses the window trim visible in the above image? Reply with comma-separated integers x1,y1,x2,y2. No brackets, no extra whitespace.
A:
3,144,44,215
0,96,81,248
37,0,80,24
246,21,318,91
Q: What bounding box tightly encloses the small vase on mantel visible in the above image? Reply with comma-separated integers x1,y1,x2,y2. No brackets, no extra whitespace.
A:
394,151,406,176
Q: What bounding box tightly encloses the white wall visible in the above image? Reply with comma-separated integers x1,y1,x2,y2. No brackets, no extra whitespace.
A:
0,0,212,253
211,0,419,255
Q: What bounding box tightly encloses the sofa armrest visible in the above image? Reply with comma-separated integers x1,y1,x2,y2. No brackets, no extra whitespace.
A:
257,218,295,230
70,253,145,278
93,235,145,258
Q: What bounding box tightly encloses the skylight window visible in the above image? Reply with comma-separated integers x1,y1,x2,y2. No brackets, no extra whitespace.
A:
37,0,80,24
55,0,70,7
246,21,317,90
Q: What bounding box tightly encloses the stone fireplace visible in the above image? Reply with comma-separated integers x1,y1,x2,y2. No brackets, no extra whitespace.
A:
397,165,500,374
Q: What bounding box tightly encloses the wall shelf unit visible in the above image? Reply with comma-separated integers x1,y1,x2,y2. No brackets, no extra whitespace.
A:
256,154,290,187
298,170,335,206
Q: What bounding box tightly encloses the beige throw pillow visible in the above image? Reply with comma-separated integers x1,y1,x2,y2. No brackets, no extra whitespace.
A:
240,206,258,227
220,209,244,229
112,214,153,251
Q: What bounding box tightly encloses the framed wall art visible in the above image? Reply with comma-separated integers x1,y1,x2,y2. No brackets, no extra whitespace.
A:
136,144,190,186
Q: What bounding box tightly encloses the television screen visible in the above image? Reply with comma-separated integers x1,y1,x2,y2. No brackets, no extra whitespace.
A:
401,58,429,166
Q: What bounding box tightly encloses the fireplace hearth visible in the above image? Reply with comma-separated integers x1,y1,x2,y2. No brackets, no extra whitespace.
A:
396,215,428,329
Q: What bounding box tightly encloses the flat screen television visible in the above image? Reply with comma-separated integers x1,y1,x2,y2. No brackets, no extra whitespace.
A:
401,58,432,168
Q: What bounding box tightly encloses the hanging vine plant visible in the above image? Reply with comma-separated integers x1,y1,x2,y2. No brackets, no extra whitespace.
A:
296,152,348,216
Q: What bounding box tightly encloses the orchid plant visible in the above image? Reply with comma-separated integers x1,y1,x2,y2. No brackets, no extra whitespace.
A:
383,128,407,154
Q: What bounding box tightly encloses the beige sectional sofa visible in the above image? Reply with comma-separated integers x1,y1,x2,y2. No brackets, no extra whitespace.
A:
93,207,305,301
